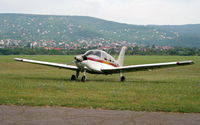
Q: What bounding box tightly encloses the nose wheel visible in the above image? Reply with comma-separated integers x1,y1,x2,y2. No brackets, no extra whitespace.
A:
81,70,87,82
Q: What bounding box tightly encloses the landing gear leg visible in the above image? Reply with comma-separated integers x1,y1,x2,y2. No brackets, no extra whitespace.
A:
120,71,126,82
76,70,79,79
81,70,87,82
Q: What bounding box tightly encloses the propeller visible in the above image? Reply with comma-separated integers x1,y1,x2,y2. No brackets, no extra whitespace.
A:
66,55,86,65
74,55,83,62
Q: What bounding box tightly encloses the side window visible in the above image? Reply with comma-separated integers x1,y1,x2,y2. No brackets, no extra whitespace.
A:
107,55,112,62
102,52,107,60
107,55,115,63
110,57,115,63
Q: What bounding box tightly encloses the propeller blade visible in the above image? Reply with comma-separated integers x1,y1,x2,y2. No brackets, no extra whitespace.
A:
67,60,76,65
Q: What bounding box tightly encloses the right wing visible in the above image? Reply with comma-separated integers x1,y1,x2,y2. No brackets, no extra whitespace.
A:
101,60,194,74
14,58,78,71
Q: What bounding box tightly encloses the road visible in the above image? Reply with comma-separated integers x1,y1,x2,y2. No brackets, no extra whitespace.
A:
0,105,199,125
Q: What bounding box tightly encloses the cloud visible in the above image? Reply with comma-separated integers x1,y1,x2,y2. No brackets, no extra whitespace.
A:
95,0,200,25
0,0,199,25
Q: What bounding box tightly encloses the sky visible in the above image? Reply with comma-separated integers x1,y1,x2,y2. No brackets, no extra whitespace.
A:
0,0,200,25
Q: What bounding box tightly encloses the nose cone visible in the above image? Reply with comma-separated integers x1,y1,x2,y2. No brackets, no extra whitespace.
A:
74,55,83,62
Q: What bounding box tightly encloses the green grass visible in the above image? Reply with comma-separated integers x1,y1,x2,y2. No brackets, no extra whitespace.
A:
0,55,199,113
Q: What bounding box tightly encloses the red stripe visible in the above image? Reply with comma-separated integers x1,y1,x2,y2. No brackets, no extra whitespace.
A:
87,57,119,67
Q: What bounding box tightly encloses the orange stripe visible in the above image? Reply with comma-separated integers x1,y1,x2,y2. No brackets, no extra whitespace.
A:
87,57,119,67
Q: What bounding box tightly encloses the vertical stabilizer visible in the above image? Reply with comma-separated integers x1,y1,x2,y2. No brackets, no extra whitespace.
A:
117,46,127,66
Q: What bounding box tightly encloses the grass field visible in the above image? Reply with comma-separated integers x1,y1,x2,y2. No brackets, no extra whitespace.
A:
0,55,199,113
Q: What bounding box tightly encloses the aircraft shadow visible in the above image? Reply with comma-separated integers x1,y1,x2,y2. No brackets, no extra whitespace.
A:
11,76,67,82
10,76,169,84
87,79,169,84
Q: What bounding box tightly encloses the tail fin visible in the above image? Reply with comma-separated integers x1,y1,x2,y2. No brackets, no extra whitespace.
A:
116,46,127,66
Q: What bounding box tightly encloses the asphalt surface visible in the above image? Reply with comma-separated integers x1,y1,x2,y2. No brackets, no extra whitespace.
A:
0,105,199,125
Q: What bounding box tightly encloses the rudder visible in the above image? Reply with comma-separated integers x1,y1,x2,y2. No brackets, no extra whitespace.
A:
116,46,127,66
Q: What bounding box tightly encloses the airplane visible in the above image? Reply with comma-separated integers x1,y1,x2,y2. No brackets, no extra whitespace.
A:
14,46,194,82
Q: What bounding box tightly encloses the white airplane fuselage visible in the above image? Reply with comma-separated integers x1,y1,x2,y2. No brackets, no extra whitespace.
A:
76,59,117,74
73,49,120,74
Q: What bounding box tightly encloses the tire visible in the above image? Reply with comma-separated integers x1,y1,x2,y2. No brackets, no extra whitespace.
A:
71,75,76,81
81,76,86,82
120,76,125,82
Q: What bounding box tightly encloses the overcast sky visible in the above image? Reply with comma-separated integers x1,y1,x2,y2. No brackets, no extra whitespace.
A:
0,0,200,25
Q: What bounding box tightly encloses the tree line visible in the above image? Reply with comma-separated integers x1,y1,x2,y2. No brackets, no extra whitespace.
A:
0,47,200,56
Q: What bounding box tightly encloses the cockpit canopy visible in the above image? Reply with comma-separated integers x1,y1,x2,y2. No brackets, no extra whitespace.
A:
84,50,101,58
84,50,116,63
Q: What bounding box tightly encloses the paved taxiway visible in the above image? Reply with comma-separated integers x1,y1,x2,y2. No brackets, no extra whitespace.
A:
0,105,199,125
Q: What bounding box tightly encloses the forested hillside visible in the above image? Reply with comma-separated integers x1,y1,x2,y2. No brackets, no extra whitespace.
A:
0,13,200,47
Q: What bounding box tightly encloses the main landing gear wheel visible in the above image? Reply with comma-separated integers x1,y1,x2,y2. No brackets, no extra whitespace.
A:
120,76,126,82
71,75,76,81
81,76,86,82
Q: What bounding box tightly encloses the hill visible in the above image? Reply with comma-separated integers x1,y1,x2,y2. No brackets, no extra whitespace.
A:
0,13,200,47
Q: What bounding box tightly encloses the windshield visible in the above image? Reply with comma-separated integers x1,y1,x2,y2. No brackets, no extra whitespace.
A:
85,50,101,57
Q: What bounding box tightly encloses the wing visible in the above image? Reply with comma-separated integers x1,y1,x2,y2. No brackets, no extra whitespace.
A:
14,58,78,71
101,60,194,74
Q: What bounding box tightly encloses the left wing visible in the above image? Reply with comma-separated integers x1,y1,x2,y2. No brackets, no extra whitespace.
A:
101,60,194,74
14,58,78,71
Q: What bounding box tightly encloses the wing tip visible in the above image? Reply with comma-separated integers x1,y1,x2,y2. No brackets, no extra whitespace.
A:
14,58,23,61
190,60,195,64
176,60,194,65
